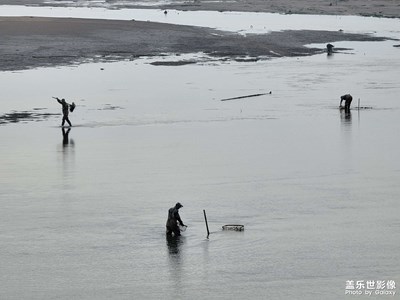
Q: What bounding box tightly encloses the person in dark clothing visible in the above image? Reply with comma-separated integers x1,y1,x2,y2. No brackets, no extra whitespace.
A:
340,94,353,111
55,97,72,127
166,202,186,237
326,43,334,55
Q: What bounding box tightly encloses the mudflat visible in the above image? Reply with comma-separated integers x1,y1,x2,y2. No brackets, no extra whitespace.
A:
0,16,389,71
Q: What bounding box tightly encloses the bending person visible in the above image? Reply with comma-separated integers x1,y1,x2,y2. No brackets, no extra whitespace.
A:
340,94,353,111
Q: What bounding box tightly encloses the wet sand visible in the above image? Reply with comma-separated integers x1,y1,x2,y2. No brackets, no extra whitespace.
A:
0,16,391,71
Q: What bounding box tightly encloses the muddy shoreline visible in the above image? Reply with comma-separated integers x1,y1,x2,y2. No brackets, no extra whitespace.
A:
0,16,391,72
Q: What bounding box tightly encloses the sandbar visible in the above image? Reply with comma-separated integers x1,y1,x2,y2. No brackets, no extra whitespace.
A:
0,16,390,71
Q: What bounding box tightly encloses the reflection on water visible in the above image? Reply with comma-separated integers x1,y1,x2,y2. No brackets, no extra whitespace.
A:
166,235,185,297
62,127,73,147
340,109,353,165
166,234,184,257
60,127,75,180
340,108,352,127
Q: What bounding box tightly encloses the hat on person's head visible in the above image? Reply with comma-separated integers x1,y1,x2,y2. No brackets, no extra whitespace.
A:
175,202,183,209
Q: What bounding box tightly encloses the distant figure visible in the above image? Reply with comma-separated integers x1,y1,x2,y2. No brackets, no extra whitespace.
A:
55,97,73,127
164,10,168,15
326,43,334,55
340,94,353,111
166,202,186,237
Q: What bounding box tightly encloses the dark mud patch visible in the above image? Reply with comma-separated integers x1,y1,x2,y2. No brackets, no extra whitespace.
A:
0,110,59,125
234,57,260,62
150,60,197,66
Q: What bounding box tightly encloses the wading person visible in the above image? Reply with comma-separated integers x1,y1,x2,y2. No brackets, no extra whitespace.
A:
326,43,334,55
340,94,353,111
54,97,73,127
166,202,186,237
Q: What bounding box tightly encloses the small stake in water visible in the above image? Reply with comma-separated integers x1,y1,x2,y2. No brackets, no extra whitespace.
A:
358,98,360,110
203,209,210,238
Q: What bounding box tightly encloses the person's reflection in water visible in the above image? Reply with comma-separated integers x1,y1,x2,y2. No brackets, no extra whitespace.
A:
60,127,75,180
340,108,352,127
166,234,184,256
340,108,353,165
166,234,185,295
62,127,72,146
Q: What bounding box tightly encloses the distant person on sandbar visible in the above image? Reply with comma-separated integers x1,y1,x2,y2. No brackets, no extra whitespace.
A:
340,94,353,111
166,202,186,237
54,97,75,127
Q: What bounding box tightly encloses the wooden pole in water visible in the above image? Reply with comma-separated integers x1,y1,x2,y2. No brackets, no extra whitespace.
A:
358,98,360,110
203,209,210,238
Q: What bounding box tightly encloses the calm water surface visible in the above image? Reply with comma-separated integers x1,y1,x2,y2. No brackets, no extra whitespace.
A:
1,7,400,300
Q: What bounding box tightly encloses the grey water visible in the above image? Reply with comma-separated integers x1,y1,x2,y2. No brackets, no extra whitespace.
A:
2,4,400,37
1,7,400,300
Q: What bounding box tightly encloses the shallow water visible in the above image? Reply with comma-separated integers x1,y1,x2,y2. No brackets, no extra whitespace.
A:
2,4,400,37
1,6,400,300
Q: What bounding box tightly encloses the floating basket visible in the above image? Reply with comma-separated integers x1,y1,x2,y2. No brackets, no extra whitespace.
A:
222,224,244,231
